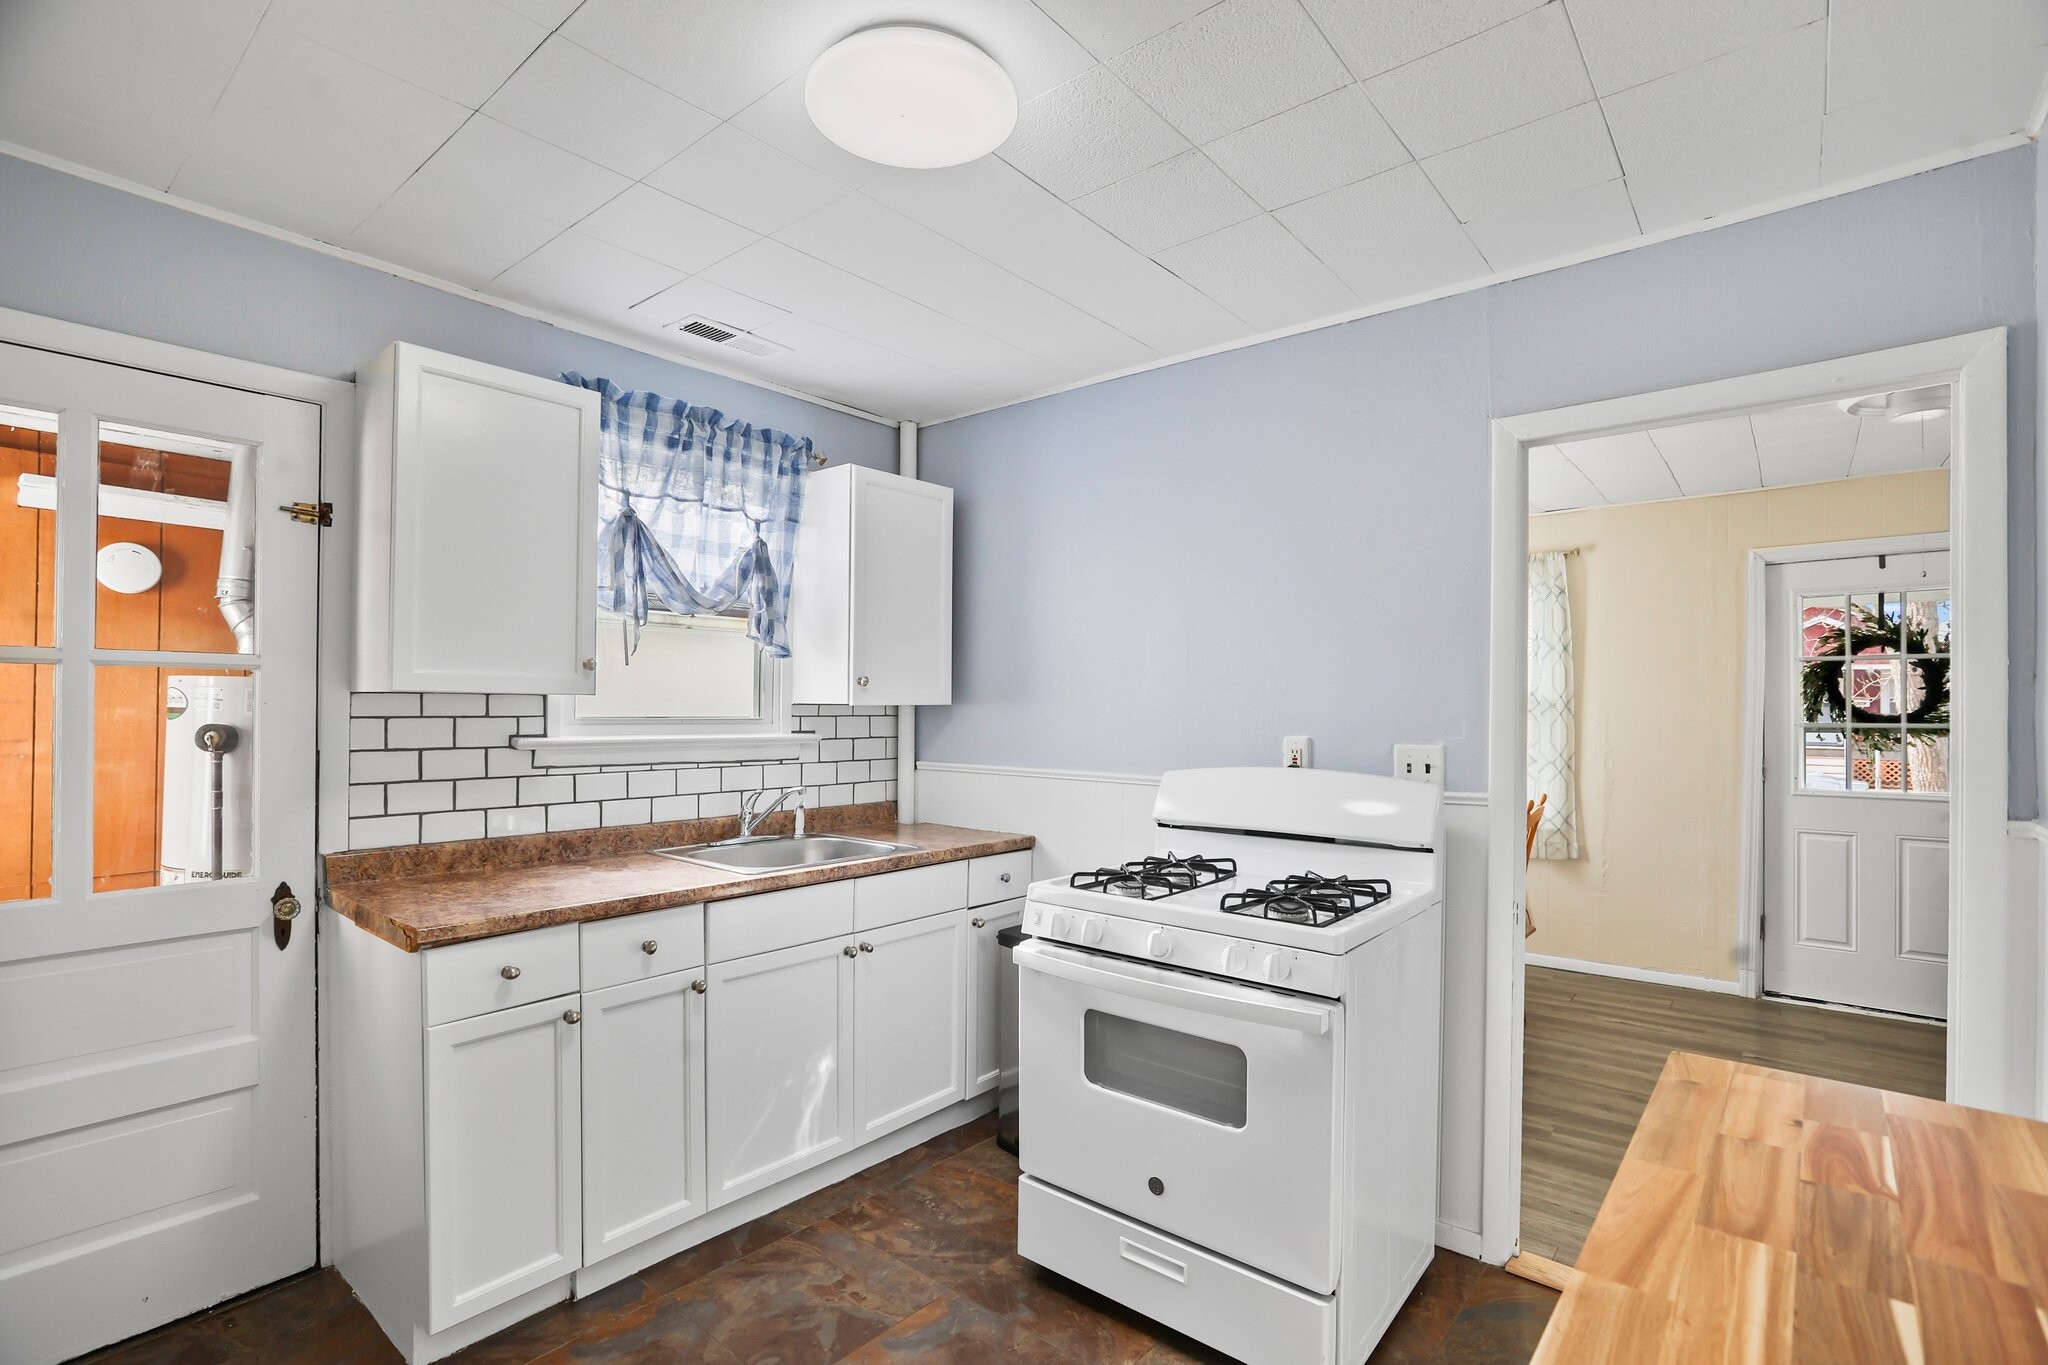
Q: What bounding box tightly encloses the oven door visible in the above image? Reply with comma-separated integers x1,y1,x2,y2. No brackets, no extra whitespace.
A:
1016,940,1344,1294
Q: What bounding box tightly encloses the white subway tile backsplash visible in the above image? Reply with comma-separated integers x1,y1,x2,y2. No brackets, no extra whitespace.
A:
487,805,546,838
386,780,454,814
672,768,724,795
838,717,870,740
489,694,546,717
349,786,385,817
486,747,535,777
351,750,419,784
387,717,454,749
602,797,652,827
853,738,889,760
349,719,385,749
350,814,420,847
422,810,486,842
576,772,628,802
457,716,520,747
854,781,890,803
457,777,519,810
421,693,489,716
422,749,487,781
650,794,699,822
837,761,870,784
519,774,575,805
700,791,742,818
351,693,422,717
549,802,601,831
629,769,676,798
720,765,764,791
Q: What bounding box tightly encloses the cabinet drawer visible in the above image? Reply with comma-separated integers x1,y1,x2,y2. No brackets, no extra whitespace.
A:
707,880,854,962
969,851,1031,906
854,861,969,932
424,924,581,1027
581,905,704,991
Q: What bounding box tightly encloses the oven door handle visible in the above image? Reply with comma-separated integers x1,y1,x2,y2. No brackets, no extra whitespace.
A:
1015,941,1334,1036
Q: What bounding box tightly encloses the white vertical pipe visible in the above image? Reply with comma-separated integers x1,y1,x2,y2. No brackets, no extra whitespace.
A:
897,419,918,825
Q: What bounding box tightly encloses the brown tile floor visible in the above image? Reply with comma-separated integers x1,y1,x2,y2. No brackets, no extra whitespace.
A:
80,1115,1556,1365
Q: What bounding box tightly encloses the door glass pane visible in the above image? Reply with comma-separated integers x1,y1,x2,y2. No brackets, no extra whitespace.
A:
1905,730,1950,794
1904,592,1950,652
1083,1009,1248,1128
94,666,254,891
1802,729,1847,790
0,662,55,902
1850,593,1900,652
1,404,58,649
1800,596,1846,656
1850,731,1902,793
1802,661,1846,723
96,423,250,654
1850,660,1905,717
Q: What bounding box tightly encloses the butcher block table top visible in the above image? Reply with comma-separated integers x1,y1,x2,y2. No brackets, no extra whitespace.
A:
1532,1051,2048,1363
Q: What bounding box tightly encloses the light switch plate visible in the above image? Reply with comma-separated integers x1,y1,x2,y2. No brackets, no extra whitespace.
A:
1283,736,1312,768
1393,743,1445,786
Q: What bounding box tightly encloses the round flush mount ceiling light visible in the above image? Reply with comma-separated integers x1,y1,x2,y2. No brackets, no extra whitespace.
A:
805,25,1017,169
97,542,162,594
1840,385,1950,424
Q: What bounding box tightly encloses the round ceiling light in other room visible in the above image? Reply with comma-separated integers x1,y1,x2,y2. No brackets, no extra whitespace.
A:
96,541,162,594
1840,385,1950,424
805,25,1017,169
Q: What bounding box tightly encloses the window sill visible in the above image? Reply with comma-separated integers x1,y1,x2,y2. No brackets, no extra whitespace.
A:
514,734,819,767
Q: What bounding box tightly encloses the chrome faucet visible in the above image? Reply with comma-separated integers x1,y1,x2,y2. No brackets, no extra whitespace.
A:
739,786,807,839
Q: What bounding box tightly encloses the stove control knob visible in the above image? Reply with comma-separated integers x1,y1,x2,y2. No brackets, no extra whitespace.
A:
1221,942,1249,974
1079,917,1105,946
1147,928,1174,959
1048,913,1070,938
1262,952,1292,984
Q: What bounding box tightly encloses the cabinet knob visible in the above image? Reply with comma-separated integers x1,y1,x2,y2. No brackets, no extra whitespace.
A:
858,941,874,953
843,944,859,957
856,675,870,688
582,658,596,671
999,872,1012,883
562,1008,581,1025
500,964,521,980
972,916,986,928
691,979,708,994
641,939,659,955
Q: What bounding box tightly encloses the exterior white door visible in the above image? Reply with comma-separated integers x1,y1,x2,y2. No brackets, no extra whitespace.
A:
1763,551,1951,1018
0,342,320,1364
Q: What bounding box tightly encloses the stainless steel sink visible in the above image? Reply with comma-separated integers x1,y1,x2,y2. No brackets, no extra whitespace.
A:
649,834,918,874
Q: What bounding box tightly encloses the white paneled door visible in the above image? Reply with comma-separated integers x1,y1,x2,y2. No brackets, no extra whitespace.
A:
0,343,320,1364
1762,552,1950,1019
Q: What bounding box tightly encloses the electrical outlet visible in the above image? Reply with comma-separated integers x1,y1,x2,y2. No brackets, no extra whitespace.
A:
1393,743,1446,787
1283,736,1312,769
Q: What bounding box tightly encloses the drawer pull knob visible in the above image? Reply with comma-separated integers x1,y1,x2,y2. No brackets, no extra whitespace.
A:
562,1008,581,1025
1000,872,1012,883
500,965,521,980
691,979,708,994
641,939,659,955
972,916,986,928
843,944,859,957
858,941,874,953
856,675,870,688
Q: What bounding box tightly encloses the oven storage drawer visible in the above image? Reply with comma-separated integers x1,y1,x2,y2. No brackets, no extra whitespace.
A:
1018,1176,1334,1365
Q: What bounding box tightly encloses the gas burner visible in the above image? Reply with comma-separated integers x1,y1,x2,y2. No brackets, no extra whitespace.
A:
1070,854,1237,901
1220,872,1392,927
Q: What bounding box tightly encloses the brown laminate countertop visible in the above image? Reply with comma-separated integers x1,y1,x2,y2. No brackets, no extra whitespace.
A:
325,817,1034,951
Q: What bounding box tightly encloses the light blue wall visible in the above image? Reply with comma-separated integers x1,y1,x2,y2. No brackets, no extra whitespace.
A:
922,148,2041,815
0,154,896,468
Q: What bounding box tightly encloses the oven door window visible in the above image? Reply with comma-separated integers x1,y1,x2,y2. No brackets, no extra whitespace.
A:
1082,1009,1249,1128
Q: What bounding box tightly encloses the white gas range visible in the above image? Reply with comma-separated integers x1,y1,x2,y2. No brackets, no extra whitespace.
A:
1014,767,1445,1365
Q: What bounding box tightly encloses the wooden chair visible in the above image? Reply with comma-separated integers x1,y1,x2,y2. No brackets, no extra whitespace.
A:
1524,794,1548,938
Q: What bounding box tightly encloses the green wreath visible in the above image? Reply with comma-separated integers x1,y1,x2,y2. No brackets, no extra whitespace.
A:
1800,603,1950,736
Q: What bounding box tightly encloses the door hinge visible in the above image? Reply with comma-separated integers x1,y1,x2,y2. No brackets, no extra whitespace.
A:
281,500,333,527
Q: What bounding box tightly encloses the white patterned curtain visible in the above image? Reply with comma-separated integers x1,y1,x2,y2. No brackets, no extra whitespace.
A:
1527,552,1580,859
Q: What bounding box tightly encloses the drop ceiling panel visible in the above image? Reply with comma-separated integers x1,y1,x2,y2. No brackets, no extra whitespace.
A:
1030,0,1222,62
559,0,823,117
1110,0,1351,143
1299,0,1546,82
480,37,718,180
411,115,630,227
1557,431,1681,504
730,72,897,189
861,158,1066,249
998,67,1189,199
1601,22,1825,175
348,172,562,286
1566,0,1826,97
496,0,583,24
1826,0,2048,114
751,314,1006,421
1421,101,1621,223
1073,151,1262,255
1820,48,2045,184
1648,415,1761,497
1464,178,1639,272
1849,415,1949,477
1276,164,1489,302
1202,85,1410,211
627,277,790,336
265,0,549,108
1624,119,1820,234
492,228,682,317
644,124,849,235
575,184,758,275
1154,215,1358,332
1365,5,1592,158
1752,403,1858,487
1528,446,1605,513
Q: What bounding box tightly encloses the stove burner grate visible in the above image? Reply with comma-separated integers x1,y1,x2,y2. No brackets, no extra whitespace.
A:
1220,873,1393,927
1069,854,1237,901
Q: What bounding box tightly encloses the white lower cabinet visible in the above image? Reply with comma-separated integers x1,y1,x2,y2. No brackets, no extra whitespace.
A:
705,936,857,1207
963,898,1025,1096
580,972,707,1263
855,910,967,1141
424,995,582,1334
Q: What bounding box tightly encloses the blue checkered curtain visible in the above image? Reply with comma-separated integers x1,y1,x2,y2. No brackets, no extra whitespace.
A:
566,374,813,657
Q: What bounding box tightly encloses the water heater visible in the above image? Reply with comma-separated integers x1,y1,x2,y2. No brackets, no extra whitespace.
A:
161,675,254,883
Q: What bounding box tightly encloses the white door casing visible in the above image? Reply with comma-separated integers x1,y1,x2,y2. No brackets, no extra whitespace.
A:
1762,552,1951,1018
0,342,320,1365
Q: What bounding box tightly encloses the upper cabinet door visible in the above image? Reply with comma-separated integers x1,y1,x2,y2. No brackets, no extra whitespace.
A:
791,466,952,706
356,343,599,694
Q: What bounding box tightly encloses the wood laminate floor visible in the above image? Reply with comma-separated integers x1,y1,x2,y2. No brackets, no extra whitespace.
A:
1519,965,1946,1266
80,1114,1557,1365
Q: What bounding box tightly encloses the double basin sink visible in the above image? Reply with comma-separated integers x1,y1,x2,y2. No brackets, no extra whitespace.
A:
649,833,918,875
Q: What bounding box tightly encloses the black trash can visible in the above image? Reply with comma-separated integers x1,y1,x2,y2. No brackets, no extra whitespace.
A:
996,922,1030,1156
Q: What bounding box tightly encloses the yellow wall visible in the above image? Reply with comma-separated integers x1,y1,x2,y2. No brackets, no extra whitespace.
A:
1526,469,1948,981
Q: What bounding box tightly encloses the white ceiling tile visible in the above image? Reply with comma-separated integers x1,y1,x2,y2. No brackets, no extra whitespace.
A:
575,184,758,275
1556,431,1681,504
645,124,850,235
491,0,582,25
1647,415,1761,497
559,0,813,117
999,67,1189,199
1298,0,1545,81
1849,413,1949,478
1420,102,1619,222
1751,401,1857,487
1528,445,1606,511
1819,48,2045,184
1826,0,2048,113
0,0,267,190
1202,85,1411,210
1073,151,1262,255
750,314,1006,421
1153,215,1358,332
627,277,790,335
491,228,683,316
1600,21,1824,175
348,172,562,286
1110,0,1352,142
171,22,469,243
480,36,716,179
730,72,896,189
1566,0,1825,97
1031,0,1222,61
1276,163,1489,301
412,115,630,227
1365,5,1592,158
1463,177,1638,272
1624,119,1819,234
862,158,1066,249
265,0,549,107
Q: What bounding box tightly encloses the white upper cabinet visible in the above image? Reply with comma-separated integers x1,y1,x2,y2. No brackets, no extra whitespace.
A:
790,465,952,706
355,343,600,694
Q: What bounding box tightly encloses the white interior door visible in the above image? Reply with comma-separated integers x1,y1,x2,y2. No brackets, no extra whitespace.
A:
1763,551,1950,1018
0,342,320,1364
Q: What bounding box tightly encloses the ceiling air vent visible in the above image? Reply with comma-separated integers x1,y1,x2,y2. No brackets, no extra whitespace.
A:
669,315,787,358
